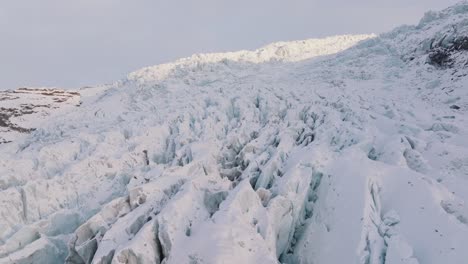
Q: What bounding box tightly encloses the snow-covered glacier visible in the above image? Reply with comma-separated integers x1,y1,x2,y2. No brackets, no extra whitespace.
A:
1,2,468,264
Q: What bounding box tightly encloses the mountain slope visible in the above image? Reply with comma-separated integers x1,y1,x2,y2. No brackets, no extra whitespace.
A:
0,88,80,144
1,3,468,264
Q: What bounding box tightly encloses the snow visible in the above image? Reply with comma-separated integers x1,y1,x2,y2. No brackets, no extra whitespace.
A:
0,88,80,144
1,2,468,263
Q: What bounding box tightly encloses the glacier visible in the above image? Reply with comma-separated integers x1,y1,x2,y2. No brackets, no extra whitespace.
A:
1,2,468,264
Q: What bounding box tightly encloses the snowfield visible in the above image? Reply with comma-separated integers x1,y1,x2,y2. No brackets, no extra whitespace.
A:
0,88,80,144
1,2,468,264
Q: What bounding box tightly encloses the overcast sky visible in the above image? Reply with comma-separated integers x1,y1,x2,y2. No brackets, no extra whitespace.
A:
0,0,460,90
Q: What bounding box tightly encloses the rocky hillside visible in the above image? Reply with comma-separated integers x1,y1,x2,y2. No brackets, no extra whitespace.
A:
0,88,80,144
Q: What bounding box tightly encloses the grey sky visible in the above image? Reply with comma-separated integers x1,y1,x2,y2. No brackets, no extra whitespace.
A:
0,0,460,90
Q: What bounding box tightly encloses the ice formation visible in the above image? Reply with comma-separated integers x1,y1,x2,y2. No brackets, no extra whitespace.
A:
1,2,468,264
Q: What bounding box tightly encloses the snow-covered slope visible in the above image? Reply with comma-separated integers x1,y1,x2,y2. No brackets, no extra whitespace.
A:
0,88,80,144
1,2,468,264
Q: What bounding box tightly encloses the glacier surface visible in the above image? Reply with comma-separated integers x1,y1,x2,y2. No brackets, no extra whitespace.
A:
1,3,468,264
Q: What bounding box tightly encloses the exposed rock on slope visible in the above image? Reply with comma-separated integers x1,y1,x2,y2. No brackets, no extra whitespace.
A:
1,2,468,264
0,88,80,144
